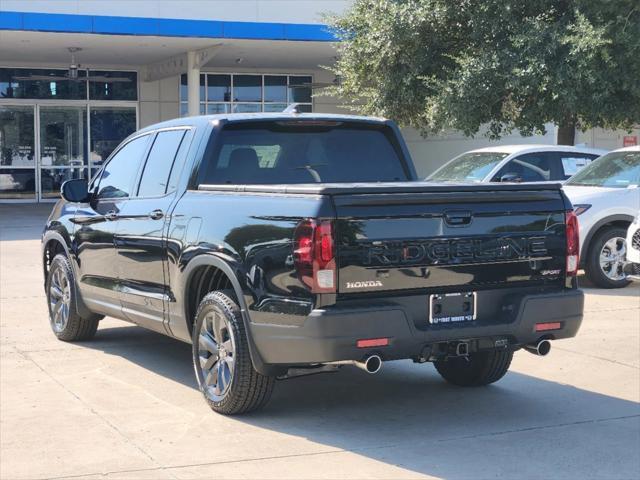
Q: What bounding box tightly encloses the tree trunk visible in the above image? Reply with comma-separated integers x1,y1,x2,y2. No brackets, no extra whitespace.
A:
557,120,576,146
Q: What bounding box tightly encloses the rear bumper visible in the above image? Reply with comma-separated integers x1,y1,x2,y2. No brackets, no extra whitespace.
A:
249,289,584,365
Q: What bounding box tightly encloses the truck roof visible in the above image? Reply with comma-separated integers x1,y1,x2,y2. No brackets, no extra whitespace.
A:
138,112,390,133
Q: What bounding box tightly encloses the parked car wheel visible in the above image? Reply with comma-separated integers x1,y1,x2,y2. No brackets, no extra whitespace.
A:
434,349,513,386
192,291,275,415
585,227,631,289
46,254,101,341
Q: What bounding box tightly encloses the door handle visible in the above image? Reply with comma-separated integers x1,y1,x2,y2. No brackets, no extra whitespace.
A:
105,210,118,221
148,209,164,220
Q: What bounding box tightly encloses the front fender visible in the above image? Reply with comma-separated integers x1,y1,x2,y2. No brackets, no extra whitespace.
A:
42,228,96,319
581,214,634,266
42,230,72,282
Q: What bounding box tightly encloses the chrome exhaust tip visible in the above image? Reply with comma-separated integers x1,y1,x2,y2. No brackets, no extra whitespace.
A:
357,355,383,374
523,339,551,356
326,354,383,373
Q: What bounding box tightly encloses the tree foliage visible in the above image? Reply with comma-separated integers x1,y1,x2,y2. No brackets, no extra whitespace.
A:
326,0,640,143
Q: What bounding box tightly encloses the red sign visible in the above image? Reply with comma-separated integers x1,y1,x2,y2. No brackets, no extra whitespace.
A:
623,135,638,147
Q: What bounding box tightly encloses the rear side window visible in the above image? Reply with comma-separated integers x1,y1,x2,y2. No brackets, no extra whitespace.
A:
201,121,409,184
555,153,598,179
494,153,552,182
137,129,187,197
97,135,150,199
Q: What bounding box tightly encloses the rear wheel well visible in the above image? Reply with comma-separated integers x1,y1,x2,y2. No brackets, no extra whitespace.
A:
186,265,234,332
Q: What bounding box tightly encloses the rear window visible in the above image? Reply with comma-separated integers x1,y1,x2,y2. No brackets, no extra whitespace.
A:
200,121,409,184
427,152,508,183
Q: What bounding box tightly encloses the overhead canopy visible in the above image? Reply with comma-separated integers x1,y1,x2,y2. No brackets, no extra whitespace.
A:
0,29,338,71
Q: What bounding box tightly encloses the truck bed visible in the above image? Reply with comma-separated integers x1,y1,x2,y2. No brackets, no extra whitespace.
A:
199,181,563,195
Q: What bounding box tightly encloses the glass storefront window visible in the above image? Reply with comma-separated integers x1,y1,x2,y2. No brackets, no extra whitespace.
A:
0,68,86,100
179,73,313,116
264,76,287,103
233,103,261,113
89,107,137,170
180,74,205,102
0,106,35,167
289,76,312,103
207,103,231,114
207,74,231,102
39,106,88,167
0,169,36,199
1,68,137,101
40,167,87,199
0,105,36,199
263,103,288,112
0,71,137,201
89,71,138,101
233,75,262,102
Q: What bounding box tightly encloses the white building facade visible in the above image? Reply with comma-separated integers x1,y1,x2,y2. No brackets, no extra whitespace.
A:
1,1,637,201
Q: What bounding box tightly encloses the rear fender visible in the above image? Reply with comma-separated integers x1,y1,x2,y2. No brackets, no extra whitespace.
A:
181,254,274,376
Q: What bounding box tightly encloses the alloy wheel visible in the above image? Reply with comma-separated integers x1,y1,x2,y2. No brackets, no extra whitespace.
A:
197,309,236,402
599,237,627,281
49,266,71,332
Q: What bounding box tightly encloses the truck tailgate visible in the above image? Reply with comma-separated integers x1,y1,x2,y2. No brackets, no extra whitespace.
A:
334,186,568,293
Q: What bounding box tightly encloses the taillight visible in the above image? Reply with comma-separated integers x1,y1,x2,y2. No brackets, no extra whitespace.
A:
293,219,336,293
565,210,580,277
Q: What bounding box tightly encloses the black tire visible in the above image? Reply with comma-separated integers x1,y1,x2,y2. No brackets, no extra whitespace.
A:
192,291,275,415
46,254,101,341
434,350,513,387
585,227,631,289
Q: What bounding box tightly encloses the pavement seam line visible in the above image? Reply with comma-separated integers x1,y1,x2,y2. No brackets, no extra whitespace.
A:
44,448,347,480
13,347,180,480
551,345,640,369
435,414,640,442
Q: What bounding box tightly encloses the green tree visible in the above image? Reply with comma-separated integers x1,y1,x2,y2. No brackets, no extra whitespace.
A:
327,0,640,145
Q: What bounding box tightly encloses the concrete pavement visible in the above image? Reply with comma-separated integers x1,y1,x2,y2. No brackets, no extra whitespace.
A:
1,204,639,479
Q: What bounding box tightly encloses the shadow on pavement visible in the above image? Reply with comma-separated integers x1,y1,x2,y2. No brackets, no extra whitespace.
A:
84,324,640,479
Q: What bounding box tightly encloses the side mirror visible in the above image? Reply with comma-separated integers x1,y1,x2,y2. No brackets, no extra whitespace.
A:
61,179,90,203
499,173,523,183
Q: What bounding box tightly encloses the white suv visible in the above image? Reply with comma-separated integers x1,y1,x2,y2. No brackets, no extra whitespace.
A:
563,146,640,288
427,145,606,183
624,214,640,281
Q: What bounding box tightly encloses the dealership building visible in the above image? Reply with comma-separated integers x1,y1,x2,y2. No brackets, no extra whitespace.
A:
1,1,638,202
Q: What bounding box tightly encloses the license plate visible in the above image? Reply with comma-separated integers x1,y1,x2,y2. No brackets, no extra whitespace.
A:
429,292,476,324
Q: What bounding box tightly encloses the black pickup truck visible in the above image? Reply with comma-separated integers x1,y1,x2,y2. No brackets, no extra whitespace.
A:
43,113,584,414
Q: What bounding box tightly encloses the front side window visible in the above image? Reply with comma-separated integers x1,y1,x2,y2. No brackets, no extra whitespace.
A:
567,151,640,188
428,152,508,183
494,153,552,182
97,135,150,199
137,130,187,197
201,121,408,185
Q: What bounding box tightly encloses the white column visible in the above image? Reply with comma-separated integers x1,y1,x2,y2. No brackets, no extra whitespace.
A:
187,51,200,116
